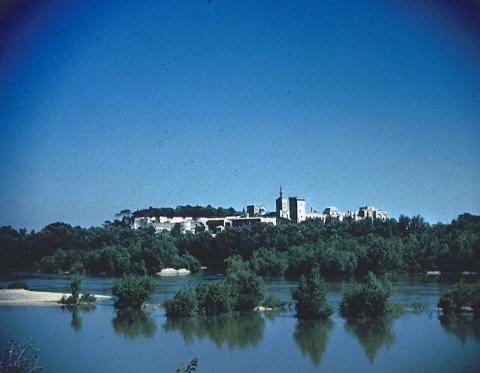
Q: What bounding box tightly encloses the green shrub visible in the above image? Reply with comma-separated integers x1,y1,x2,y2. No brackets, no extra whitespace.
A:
227,269,263,311
112,275,155,309
224,255,249,275
79,293,96,304
292,267,333,319
61,293,96,305
164,289,198,317
165,268,263,317
173,253,201,273
59,295,75,305
250,247,288,277
196,282,232,315
8,281,29,290
58,274,83,305
438,281,480,317
340,272,393,317
260,294,288,309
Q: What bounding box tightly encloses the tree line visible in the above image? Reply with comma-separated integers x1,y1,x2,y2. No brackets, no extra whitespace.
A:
0,213,479,276
132,205,240,219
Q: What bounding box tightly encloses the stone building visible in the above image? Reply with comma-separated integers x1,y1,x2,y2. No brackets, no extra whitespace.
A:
289,196,306,223
246,204,267,216
357,206,388,220
275,186,290,219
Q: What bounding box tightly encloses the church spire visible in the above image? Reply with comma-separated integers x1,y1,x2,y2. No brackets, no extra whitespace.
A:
279,185,283,198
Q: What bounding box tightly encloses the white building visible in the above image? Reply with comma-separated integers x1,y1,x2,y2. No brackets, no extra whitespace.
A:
133,214,277,235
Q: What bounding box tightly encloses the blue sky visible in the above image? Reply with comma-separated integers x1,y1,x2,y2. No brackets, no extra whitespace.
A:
1,0,479,229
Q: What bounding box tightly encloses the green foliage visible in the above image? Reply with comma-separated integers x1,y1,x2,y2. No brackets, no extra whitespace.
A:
173,253,201,273
234,272,263,311
0,339,43,372
340,272,393,317
134,205,239,219
70,274,81,305
7,281,29,290
260,294,288,309
164,289,198,317
176,357,198,373
226,266,264,311
59,295,75,305
112,275,155,309
2,213,480,277
287,244,317,276
79,293,96,304
250,247,288,276
438,281,480,317
224,255,249,274
59,274,84,305
165,266,263,317
292,267,333,319
195,282,232,315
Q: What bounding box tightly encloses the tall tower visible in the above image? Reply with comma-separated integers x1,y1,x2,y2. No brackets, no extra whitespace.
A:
289,196,306,223
275,186,290,219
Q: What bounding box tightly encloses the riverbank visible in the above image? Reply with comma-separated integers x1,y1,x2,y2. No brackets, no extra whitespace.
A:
0,289,111,305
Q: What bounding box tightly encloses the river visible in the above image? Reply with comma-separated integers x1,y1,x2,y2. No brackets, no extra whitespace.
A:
0,273,479,372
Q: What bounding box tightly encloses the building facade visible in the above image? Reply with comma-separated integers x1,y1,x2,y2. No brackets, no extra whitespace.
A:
275,186,290,219
132,188,388,235
289,196,306,223
246,204,267,216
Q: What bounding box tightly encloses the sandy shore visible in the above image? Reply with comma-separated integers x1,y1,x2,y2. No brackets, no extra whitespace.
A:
0,289,111,305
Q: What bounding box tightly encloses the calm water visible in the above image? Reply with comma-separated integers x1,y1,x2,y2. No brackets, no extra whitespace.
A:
1,273,479,372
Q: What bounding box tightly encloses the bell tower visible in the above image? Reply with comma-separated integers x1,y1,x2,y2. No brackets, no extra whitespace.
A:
275,186,290,219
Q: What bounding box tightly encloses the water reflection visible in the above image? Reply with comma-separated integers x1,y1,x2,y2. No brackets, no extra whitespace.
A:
112,309,156,339
163,312,265,349
344,316,397,363
71,307,82,332
293,319,334,366
61,305,96,333
439,314,480,343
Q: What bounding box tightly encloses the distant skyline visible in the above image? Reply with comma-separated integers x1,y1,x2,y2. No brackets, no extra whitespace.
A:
1,0,480,230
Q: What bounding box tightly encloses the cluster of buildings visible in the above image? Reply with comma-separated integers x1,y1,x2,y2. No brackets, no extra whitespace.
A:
132,187,387,235
275,187,388,223
132,214,277,235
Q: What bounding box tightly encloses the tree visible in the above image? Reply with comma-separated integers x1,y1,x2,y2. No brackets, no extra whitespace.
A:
195,282,232,315
250,247,288,276
70,274,81,305
340,272,393,317
292,267,333,319
437,281,480,317
164,289,198,317
112,275,155,309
